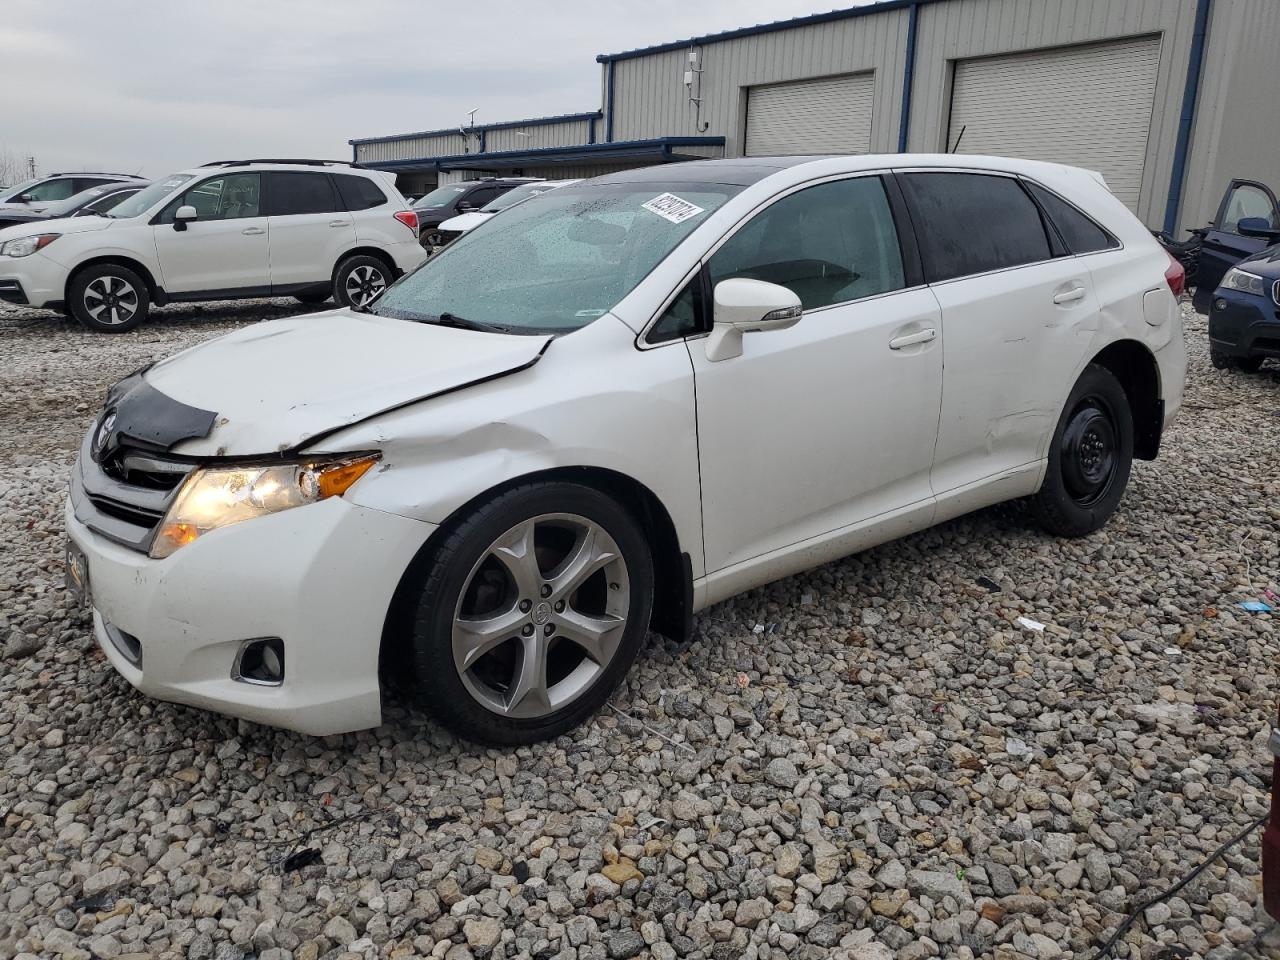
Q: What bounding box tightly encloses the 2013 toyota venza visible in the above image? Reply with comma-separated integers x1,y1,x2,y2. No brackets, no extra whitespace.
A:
66,155,1187,743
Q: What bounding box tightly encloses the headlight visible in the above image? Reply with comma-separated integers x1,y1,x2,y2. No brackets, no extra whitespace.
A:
0,234,59,258
150,454,379,559
1220,267,1268,297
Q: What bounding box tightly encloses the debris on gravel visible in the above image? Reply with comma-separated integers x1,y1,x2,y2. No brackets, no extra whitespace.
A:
1,299,1277,960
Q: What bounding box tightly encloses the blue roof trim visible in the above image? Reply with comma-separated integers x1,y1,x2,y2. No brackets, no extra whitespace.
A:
359,137,726,171
349,111,603,147
596,0,931,62
1164,0,1213,234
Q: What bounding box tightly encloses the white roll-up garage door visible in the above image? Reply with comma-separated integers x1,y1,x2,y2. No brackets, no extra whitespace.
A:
744,73,874,157
947,36,1160,211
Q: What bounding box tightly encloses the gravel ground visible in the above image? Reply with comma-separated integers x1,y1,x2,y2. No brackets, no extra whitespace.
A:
1,299,1278,960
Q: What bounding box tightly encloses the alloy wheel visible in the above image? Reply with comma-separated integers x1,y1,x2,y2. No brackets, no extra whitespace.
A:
1059,394,1118,507
452,513,630,719
84,276,139,326
345,265,386,307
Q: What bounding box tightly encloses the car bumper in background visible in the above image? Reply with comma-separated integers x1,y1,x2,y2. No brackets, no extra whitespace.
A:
1209,287,1280,359
65,493,435,736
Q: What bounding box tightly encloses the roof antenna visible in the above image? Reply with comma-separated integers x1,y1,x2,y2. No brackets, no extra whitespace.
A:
949,124,966,153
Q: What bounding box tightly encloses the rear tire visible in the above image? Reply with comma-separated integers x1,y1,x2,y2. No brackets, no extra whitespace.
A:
68,264,150,333
333,254,390,309
293,291,331,305
406,482,654,745
1030,364,1133,538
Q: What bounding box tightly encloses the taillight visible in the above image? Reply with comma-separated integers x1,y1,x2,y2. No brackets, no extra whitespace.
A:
394,210,418,235
1164,253,1186,299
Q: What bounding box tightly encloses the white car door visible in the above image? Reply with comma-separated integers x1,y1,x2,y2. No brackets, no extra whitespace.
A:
265,171,354,288
687,174,944,573
896,171,1101,496
152,173,270,293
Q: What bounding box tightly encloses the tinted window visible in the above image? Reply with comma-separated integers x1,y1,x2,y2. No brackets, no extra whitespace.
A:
1026,182,1117,254
74,178,116,193
267,172,339,216
161,173,261,222
334,174,387,211
84,190,138,215
900,173,1051,282
462,186,503,209
649,277,704,343
709,176,905,310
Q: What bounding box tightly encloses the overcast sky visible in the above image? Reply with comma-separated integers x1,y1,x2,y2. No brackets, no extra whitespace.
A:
2,0,866,180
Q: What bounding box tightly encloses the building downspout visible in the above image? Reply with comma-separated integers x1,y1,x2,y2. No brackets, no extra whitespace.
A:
1163,0,1213,235
606,60,617,143
896,0,920,153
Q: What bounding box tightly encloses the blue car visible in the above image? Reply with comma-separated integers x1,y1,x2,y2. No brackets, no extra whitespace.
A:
1209,238,1280,372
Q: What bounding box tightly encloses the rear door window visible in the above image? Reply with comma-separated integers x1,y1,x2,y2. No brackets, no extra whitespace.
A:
266,172,341,216
708,175,906,310
334,174,388,210
899,172,1052,282
1025,182,1118,254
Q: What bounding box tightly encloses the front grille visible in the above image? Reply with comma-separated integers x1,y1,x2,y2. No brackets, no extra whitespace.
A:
71,429,194,553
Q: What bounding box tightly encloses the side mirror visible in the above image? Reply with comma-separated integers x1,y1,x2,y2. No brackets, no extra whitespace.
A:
1237,216,1280,241
173,205,198,232
457,202,476,213
14,193,35,204
705,277,803,362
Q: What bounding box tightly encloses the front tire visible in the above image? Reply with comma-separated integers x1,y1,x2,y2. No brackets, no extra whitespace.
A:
68,264,150,332
1031,364,1134,538
407,482,654,745
333,255,390,309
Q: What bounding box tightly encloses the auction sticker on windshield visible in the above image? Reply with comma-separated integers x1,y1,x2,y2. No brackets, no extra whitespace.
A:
641,193,705,224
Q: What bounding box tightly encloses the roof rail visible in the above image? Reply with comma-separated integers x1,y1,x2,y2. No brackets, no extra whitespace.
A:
200,158,367,169
50,172,145,178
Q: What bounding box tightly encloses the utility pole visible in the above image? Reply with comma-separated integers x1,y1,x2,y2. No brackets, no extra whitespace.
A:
26,156,36,179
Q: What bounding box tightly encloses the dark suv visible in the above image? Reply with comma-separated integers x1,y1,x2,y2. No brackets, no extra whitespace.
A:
412,178,537,248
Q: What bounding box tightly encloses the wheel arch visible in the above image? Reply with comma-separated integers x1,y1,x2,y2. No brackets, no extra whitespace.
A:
1088,339,1163,460
66,255,164,304
335,246,399,281
378,465,692,693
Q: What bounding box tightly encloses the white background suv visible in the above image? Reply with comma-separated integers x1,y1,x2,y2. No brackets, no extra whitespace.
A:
66,154,1185,743
0,160,426,331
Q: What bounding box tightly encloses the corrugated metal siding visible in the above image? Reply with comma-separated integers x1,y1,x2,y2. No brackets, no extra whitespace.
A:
744,73,875,156
355,133,467,164
948,36,1161,210
907,0,1204,228
1180,0,1280,233
609,8,909,155
485,120,594,153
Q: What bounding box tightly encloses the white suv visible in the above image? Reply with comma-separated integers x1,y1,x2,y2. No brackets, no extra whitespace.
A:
66,155,1185,742
0,160,426,331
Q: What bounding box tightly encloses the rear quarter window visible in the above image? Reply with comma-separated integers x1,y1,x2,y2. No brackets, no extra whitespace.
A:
1025,182,1118,254
899,172,1052,282
336,174,388,211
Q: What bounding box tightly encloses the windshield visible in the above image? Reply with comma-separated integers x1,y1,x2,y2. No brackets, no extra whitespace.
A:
480,181,559,213
107,174,195,219
374,180,742,334
414,184,469,209
44,185,116,217
0,178,40,203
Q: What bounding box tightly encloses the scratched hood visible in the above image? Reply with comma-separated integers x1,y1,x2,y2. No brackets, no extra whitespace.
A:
140,309,549,456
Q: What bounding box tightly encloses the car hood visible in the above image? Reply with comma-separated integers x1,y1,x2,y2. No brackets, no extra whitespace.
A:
0,215,114,242
439,211,494,233
139,309,551,456
1237,243,1280,279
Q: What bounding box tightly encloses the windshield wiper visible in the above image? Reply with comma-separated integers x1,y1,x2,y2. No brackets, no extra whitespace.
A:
426,312,513,334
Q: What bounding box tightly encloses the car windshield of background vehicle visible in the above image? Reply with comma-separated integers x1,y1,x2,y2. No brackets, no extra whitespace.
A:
480,182,555,213
374,181,743,334
415,184,469,208
42,185,115,218
108,174,195,219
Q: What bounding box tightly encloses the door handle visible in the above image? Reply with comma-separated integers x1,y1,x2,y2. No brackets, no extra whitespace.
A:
1053,286,1086,305
888,327,937,350
241,226,265,236
329,219,350,228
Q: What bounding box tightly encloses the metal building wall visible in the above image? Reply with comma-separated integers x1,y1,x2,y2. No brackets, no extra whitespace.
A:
905,0,1205,229
483,119,595,153
607,9,910,155
1180,0,1280,233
